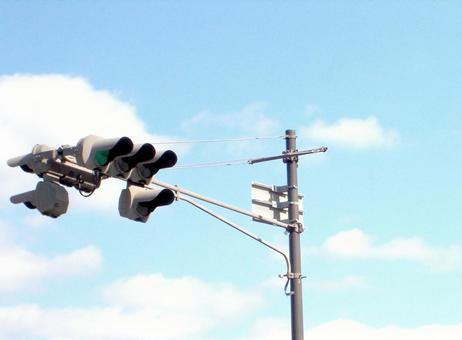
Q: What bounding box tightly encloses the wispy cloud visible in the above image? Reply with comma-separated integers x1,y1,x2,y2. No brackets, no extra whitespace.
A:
244,319,462,340
0,221,101,293
306,275,368,291
309,229,461,271
179,102,281,157
21,214,56,229
103,273,262,319
300,116,398,149
0,273,262,340
244,317,290,340
181,102,279,136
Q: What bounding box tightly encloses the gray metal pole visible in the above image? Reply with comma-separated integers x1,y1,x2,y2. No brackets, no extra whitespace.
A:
285,129,304,340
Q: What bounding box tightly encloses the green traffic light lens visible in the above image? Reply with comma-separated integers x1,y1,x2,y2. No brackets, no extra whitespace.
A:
95,150,110,166
94,137,133,167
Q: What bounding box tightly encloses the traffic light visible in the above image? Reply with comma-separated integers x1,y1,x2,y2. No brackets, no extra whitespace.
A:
118,184,175,222
7,135,177,223
106,143,156,178
10,181,69,218
7,144,57,175
76,135,134,171
128,149,177,184
7,153,34,173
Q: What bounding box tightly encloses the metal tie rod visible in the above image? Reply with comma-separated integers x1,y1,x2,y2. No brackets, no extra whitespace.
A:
178,195,291,280
151,178,289,229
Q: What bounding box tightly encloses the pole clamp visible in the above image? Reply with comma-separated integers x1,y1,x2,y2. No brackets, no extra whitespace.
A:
282,149,298,163
173,185,180,200
286,272,301,279
286,222,304,233
280,272,306,296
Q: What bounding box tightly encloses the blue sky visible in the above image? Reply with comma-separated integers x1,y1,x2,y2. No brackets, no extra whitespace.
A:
0,1,461,339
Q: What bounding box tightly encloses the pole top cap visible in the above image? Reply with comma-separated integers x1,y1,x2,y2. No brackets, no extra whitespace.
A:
285,129,296,137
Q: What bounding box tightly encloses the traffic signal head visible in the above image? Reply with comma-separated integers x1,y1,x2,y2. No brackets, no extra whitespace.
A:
107,143,156,178
118,184,175,222
7,144,56,175
129,149,177,184
7,153,34,173
7,136,177,223
77,135,134,171
10,181,69,218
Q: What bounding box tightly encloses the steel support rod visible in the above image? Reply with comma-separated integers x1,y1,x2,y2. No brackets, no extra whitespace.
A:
286,129,304,340
177,195,291,279
151,178,289,229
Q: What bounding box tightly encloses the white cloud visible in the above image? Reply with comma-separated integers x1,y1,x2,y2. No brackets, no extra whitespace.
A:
0,273,262,340
21,214,56,229
181,102,279,136
244,317,290,340
0,304,209,340
244,319,462,340
309,319,462,340
312,229,461,271
306,275,367,291
322,229,371,257
0,74,182,212
0,234,101,293
45,246,101,278
0,219,101,293
300,116,398,149
103,273,262,319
